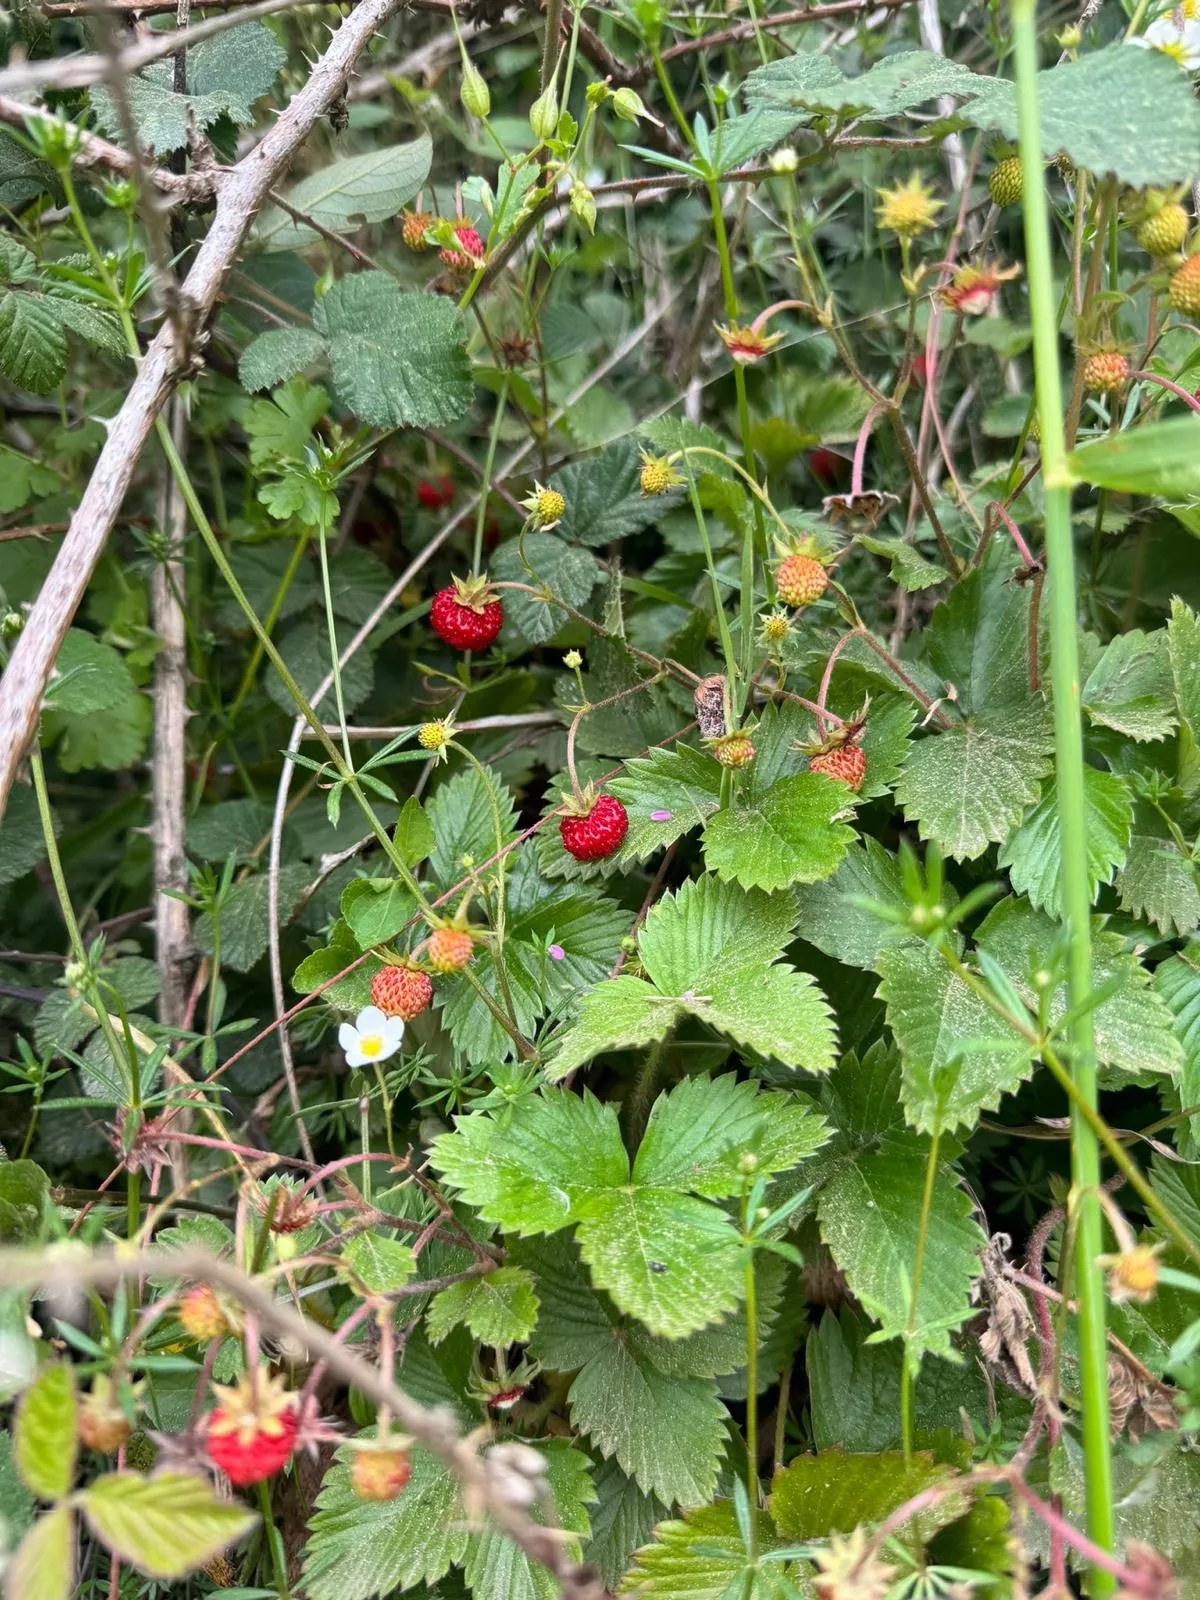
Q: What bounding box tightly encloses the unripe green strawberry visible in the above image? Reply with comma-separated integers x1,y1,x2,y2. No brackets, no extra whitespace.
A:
1082,349,1129,395
775,553,828,608
427,927,474,973
711,732,756,768
1169,254,1200,315
988,156,1023,207
180,1283,234,1342
1137,201,1189,258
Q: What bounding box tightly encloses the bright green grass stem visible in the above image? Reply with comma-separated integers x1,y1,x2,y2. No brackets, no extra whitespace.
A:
1012,0,1114,1583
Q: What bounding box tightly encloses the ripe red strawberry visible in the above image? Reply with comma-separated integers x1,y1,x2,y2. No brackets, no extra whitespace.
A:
439,223,485,272
430,576,503,652
206,1375,298,1487
180,1283,232,1342
776,553,828,608
427,927,475,973
1082,349,1129,394
560,794,629,861
371,964,433,1021
1169,254,1200,315
351,1446,412,1502
810,744,866,791
417,475,454,510
711,732,756,769
807,446,848,485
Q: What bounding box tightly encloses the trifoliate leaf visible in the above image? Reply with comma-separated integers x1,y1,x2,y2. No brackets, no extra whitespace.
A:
1117,808,1200,938
895,708,1055,860
770,1449,960,1543
292,919,379,1012
976,897,1184,1079
702,772,857,892
876,939,1036,1133
341,877,419,950
817,1131,985,1357
793,837,958,971
255,136,432,251
491,531,599,645
312,276,472,429
818,1041,907,1143
238,327,327,392
548,877,837,1078
552,439,684,547
426,1266,539,1347
242,379,329,468
609,744,724,863
1083,627,1176,742
302,1443,468,1600
999,768,1131,917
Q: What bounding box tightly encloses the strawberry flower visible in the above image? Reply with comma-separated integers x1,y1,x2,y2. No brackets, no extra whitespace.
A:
937,259,1021,316
339,1006,405,1067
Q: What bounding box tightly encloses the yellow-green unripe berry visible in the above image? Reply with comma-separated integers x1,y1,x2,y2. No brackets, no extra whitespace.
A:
461,63,490,120
529,85,559,141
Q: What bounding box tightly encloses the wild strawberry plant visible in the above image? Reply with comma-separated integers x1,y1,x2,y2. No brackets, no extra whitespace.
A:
2,0,1200,1598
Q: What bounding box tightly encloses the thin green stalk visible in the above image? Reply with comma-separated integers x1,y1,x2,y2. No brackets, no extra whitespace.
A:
742,1234,759,1553
1013,0,1113,1580
900,1125,941,1460
316,518,352,768
29,749,139,1240
683,463,740,692
473,376,510,577
226,525,310,725
258,1478,290,1598
706,179,765,715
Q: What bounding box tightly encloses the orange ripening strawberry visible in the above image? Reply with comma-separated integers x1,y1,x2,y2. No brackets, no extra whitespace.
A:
775,553,828,608
427,927,475,973
351,1446,412,1501
810,744,866,791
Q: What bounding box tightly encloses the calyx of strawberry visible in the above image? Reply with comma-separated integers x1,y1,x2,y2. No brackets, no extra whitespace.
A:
448,574,498,614
804,700,869,758
560,782,601,818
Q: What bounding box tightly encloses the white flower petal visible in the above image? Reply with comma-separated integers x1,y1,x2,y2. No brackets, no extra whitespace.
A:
343,1044,368,1067
338,1021,360,1052
354,1005,388,1031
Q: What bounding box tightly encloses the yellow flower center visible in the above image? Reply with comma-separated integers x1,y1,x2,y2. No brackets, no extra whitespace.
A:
359,1034,384,1058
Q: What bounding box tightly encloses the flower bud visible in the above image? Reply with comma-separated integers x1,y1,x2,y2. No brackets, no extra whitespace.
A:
612,87,647,122
570,182,597,233
529,84,559,141
461,63,491,120
769,146,799,174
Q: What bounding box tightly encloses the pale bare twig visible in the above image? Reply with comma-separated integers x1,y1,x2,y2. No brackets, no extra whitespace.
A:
0,0,411,821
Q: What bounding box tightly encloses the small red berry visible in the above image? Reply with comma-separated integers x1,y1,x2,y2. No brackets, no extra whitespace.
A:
560,794,629,862
807,447,848,485
810,744,866,791
775,553,829,608
427,928,475,974
417,475,454,510
402,209,435,251
206,1376,298,1487
370,964,433,1021
440,223,485,272
351,1446,412,1502
430,576,503,652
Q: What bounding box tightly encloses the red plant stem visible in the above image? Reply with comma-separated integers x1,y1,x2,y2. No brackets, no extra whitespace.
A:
1127,369,1200,413
987,501,1040,569
815,629,865,736
851,401,887,497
